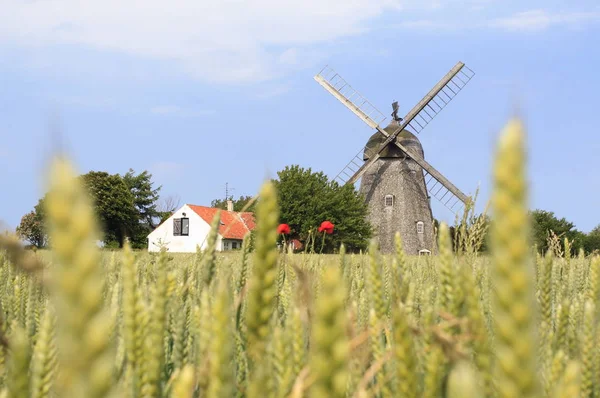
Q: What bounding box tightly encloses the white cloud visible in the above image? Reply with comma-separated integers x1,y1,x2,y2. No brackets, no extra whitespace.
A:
0,0,405,83
489,9,600,32
2,2,598,83
393,9,600,33
150,105,215,117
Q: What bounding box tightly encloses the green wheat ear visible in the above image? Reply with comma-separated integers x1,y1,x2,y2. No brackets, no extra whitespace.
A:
366,239,385,324
202,211,221,289
579,299,595,398
30,307,57,398
309,264,349,398
141,248,169,398
170,365,195,398
490,118,539,398
437,222,457,317
392,303,417,398
44,157,114,398
446,360,483,398
121,239,145,395
246,181,279,362
553,360,580,397
206,276,235,398
6,322,31,398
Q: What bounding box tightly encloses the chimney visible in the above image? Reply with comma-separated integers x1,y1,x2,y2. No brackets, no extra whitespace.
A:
226,200,234,212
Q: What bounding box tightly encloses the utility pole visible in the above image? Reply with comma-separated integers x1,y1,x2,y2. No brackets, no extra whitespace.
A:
225,182,235,201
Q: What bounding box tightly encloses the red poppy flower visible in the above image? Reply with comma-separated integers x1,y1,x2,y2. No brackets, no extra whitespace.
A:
318,221,334,234
277,223,291,235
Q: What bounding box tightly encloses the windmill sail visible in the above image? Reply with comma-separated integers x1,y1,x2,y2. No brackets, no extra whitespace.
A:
343,62,473,184
332,146,367,186
423,170,468,214
315,61,475,215
405,65,474,134
314,65,387,130
391,139,470,213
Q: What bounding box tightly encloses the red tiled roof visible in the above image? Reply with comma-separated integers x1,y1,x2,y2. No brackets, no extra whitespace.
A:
188,204,255,240
239,212,256,231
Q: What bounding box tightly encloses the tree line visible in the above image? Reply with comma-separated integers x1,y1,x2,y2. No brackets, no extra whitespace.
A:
529,210,600,255
16,169,179,249
16,163,600,255
17,164,373,252
440,209,600,256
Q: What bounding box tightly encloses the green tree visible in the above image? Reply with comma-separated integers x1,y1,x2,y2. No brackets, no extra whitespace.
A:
211,195,256,213
122,169,162,247
18,169,163,249
272,165,372,252
16,197,47,248
80,171,138,248
583,225,600,254
16,211,45,248
530,209,583,255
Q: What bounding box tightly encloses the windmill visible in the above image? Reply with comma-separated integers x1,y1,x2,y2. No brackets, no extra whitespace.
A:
314,61,475,254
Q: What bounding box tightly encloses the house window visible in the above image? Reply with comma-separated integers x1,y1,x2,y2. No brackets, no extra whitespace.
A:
416,221,424,234
223,241,230,250
181,218,189,236
173,217,189,236
385,195,394,207
232,242,238,249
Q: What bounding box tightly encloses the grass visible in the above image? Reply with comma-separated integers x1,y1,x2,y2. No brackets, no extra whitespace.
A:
0,117,598,397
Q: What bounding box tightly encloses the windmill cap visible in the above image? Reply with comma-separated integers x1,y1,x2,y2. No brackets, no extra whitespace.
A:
363,120,423,160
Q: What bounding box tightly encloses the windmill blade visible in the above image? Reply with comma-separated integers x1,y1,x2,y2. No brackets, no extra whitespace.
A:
423,169,468,215
314,65,387,130
333,146,369,186
404,63,475,135
392,140,470,215
343,61,474,185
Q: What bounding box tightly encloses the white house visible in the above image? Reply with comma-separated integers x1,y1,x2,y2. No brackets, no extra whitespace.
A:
147,201,255,253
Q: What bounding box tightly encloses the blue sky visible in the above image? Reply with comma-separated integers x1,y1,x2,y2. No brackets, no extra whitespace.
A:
1,0,599,233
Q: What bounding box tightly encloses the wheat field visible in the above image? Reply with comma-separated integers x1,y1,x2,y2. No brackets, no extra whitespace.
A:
0,118,597,397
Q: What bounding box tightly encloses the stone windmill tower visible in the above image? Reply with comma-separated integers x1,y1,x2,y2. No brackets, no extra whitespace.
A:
314,62,475,254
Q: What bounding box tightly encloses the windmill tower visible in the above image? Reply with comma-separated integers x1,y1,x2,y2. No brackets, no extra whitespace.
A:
314,61,475,254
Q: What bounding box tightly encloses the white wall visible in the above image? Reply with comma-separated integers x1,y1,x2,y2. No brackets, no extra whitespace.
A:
148,205,215,253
